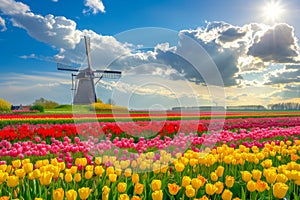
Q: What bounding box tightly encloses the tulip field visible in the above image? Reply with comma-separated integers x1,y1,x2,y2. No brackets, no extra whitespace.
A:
0,111,300,199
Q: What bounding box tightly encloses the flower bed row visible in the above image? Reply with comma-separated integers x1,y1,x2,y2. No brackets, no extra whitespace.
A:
1,125,300,163
1,117,300,141
0,140,300,199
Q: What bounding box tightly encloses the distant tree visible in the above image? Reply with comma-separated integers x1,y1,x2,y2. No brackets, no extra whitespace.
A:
268,102,300,110
30,105,44,112
107,98,116,105
33,97,59,109
0,98,11,112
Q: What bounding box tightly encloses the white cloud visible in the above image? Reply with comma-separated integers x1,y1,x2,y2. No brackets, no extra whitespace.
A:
0,0,129,62
248,23,300,63
0,0,30,15
0,16,7,31
19,53,36,59
83,0,105,15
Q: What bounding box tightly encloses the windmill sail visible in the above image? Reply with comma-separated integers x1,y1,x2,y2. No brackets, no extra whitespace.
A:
57,63,80,72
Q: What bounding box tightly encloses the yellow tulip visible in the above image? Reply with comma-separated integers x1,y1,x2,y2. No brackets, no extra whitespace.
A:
264,171,277,184
115,168,122,176
58,162,65,171
174,162,185,172
6,165,12,173
85,165,93,171
7,175,19,187
51,158,58,166
276,174,288,183
152,190,163,200
205,183,218,195
132,173,139,184
70,166,77,174
66,189,77,200
95,157,102,165
39,172,53,186
119,194,130,200
256,180,269,192
94,166,104,176
124,168,132,177
108,174,117,182
252,170,262,181
12,160,21,169
180,157,189,166
53,188,64,200
261,159,272,168
35,161,43,169
134,183,144,195
225,176,235,188
168,183,181,195
23,163,33,173
273,183,289,199
131,196,142,200
160,165,168,174
117,182,127,193
221,189,233,200
185,185,195,198
191,178,204,190
74,173,81,182
0,164,7,172
210,172,218,182
65,173,73,183
34,198,43,200
78,187,91,200
215,181,224,194
216,166,224,177
106,166,114,175
0,172,8,182
241,171,252,182
15,169,26,179
84,171,93,179
189,159,198,167
76,158,87,167
182,176,191,187
42,160,49,166
246,180,256,192
102,186,110,200
151,180,162,191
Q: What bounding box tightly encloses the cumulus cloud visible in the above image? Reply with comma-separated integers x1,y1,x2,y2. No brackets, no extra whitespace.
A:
0,0,82,49
0,0,30,15
177,25,242,86
83,0,105,15
0,0,129,64
264,66,300,85
0,16,7,31
248,23,300,63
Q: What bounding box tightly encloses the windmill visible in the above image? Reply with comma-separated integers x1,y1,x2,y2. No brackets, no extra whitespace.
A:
57,36,122,104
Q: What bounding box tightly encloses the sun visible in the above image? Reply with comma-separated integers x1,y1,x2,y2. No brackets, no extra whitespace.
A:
263,1,285,23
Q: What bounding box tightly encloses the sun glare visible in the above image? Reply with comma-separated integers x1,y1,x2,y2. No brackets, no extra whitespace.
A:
263,1,285,23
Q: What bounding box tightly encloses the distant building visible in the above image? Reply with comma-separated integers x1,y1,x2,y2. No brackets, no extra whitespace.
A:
11,105,23,110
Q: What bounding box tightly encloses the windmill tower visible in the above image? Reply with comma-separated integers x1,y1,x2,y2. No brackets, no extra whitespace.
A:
57,36,121,104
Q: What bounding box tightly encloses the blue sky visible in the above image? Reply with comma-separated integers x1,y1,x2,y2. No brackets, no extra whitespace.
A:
0,0,300,109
